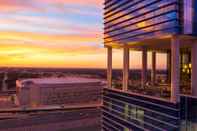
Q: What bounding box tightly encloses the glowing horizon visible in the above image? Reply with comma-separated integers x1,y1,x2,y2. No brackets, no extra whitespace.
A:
0,0,166,69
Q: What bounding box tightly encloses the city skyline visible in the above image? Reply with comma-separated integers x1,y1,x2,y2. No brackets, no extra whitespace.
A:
0,0,166,69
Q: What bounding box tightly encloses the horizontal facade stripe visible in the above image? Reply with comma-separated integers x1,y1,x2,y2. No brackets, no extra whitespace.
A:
102,125,118,131
102,126,108,131
103,119,121,130
102,122,120,131
104,0,131,11
103,117,124,130
104,0,117,8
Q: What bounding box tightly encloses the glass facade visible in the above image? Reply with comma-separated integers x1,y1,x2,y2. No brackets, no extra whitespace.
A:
181,96,197,131
193,0,197,34
102,88,180,131
102,88,197,131
104,0,181,44
180,52,192,95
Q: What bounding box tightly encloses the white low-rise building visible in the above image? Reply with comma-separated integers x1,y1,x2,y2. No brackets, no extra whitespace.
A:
16,77,103,107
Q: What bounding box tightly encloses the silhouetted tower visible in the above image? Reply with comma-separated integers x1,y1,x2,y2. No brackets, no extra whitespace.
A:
2,72,8,91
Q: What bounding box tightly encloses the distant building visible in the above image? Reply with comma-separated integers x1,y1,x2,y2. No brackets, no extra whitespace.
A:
16,77,103,107
2,72,8,91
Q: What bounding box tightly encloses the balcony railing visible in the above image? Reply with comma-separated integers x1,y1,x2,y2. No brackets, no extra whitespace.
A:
112,79,191,100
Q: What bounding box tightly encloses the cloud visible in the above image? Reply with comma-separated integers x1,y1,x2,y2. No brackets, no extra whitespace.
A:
38,0,103,7
0,0,41,12
0,0,106,68
0,30,104,58
0,31,102,46
0,0,104,15
43,0,104,16
0,40,106,68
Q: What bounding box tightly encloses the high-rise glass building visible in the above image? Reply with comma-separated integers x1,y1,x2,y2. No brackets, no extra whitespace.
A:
103,0,197,130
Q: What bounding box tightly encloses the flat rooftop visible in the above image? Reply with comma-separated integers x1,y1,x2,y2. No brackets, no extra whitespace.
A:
19,77,102,85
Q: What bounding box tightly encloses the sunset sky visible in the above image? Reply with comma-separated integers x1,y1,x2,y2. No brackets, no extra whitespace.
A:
0,0,166,69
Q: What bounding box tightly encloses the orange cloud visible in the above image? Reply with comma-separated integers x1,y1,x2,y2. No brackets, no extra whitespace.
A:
0,31,102,46
0,42,106,68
